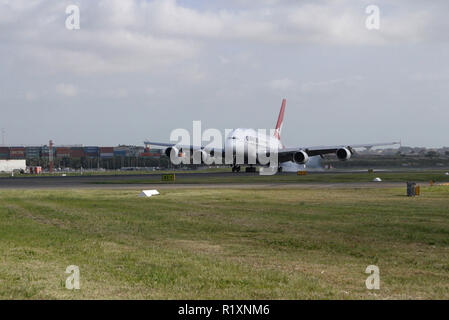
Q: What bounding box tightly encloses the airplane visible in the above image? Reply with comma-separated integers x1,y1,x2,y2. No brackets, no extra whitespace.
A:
145,99,400,173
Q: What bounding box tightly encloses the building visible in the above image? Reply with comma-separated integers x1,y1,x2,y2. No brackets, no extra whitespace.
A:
0,160,26,173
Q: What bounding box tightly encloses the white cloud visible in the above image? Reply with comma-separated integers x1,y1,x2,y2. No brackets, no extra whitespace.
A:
25,91,38,101
269,78,296,91
1,0,444,78
55,83,77,97
286,1,434,45
300,76,364,93
1,0,449,147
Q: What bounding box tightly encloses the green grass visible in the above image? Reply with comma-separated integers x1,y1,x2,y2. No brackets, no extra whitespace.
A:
0,186,448,299
0,167,231,178
91,171,449,185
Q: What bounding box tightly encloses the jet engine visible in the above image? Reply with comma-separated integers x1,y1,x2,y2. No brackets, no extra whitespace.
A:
165,146,180,158
293,150,309,164
193,149,209,164
336,147,352,161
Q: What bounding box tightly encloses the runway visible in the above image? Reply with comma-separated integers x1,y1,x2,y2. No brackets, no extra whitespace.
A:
0,172,406,189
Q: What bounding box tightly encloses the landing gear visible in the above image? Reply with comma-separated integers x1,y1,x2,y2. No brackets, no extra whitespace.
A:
232,165,241,173
277,166,283,173
245,166,257,173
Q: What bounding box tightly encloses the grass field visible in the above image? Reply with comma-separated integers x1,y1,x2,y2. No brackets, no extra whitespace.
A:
0,167,230,178
0,186,448,299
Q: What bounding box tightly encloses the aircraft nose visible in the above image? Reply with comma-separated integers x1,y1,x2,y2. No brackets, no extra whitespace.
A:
227,138,236,153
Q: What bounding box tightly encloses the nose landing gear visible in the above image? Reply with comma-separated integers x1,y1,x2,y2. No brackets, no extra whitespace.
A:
232,165,241,173
245,166,257,173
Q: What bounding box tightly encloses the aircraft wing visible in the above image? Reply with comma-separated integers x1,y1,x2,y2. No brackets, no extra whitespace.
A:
279,141,400,158
146,140,400,161
144,141,224,154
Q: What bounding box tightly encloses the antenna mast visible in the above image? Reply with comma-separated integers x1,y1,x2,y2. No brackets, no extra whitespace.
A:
49,140,54,173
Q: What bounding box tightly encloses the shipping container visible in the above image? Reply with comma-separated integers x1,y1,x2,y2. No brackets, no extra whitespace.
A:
114,146,129,157
113,150,127,157
100,147,114,153
56,147,71,158
40,146,55,159
141,152,161,158
26,147,41,159
0,147,9,159
26,153,40,159
128,147,144,157
56,153,70,158
41,146,55,153
100,153,114,158
9,147,25,159
114,146,129,151
70,149,85,158
84,146,99,157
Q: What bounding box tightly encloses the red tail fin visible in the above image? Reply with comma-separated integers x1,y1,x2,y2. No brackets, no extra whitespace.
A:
274,99,286,140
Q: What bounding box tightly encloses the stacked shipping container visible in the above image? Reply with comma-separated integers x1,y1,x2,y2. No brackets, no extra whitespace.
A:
113,146,129,157
84,146,99,158
100,147,114,158
55,147,71,158
0,147,9,159
128,146,144,157
41,146,55,158
69,147,85,158
9,147,25,159
25,147,41,159
0,146,163,161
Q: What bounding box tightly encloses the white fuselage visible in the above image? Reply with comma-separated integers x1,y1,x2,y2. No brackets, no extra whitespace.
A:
225,128,283,156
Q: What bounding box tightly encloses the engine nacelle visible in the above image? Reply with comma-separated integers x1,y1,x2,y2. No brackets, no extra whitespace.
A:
336,147,352,161
165,146,180,158
193,149,209,164
293,151,309,164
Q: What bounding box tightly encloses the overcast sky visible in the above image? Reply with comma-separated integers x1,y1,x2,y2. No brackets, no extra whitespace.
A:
1,0,448,148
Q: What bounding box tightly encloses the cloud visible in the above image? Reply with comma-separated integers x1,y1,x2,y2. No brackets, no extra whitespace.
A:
25,91,38,101
1,0,199,76
55,83,78,97
1,0,449,147
269,78,296,91
300,76,364,93
286,1,435,45
145,0,441,45
1,0,445,78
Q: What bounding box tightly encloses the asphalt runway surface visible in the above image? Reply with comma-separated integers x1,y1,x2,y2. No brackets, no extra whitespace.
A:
0,172,405,190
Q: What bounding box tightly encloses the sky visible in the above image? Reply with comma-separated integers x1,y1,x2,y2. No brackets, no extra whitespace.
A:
0,0,448,148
